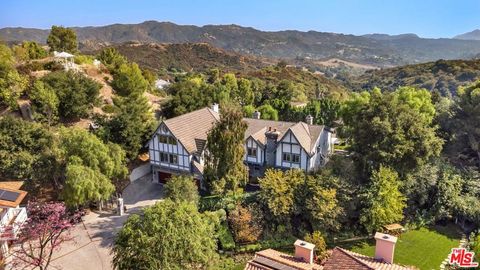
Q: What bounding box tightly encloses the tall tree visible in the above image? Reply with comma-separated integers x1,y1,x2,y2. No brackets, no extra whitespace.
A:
344,88,443,177
46,25,78,53
258,169,304,218
360,166,406,233
0,44,28,108
113,200,217,270
111,63,149,96
97,47,127,73
204,105,248,194
11,201,77,270
452,81,480,170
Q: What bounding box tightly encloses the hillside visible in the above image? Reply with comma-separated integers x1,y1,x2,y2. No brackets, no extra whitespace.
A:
86,42,269,73
454,29,480,40
349,58,480,95
3,21,480,67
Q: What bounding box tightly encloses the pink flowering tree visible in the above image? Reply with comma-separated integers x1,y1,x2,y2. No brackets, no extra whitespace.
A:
10,201,78,270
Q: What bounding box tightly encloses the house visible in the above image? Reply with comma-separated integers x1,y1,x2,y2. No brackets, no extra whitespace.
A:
245,233,415,270
148,104,335,184
0,182,28,264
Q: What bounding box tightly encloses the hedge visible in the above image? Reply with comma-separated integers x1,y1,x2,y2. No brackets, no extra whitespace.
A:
218,222,236,251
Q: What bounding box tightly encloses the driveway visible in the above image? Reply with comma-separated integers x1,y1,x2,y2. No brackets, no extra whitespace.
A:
49,175,163,270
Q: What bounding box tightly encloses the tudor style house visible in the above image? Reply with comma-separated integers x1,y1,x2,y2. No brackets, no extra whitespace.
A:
148,104,335,184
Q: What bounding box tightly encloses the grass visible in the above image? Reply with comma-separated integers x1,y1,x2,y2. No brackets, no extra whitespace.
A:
339,224,462,270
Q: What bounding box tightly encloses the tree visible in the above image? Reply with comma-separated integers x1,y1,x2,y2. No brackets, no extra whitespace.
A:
237,78,254,105
228,204,263,243
11,201,77,270
30,80,59,125
204,105,248,194
360,166,406,233
164,78,214,117
304,174,342,232
344,88,443,177
98,93,155,159
111,63,149,96
113,200,217,270
13,41,47,60
242,104,256,118
0,44,28,108
257,104,279,120
63,161,115,207
97,47,127,73
258,169,304,218
40,71,101,120
452,81,480,170
164,175,199,204
59,127,127,206
0,116,57,182
46,25,77,53
304,231,328,263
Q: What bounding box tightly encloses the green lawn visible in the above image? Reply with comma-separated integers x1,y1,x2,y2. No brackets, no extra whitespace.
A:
339,225,462,270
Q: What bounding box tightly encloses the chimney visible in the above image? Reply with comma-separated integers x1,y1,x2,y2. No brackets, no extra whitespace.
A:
294,240,315,264
374,232,397,264
252,110,261,119
305,114,314,125
211,103,219,113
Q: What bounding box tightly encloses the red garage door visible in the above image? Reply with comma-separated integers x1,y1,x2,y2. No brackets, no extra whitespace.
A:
158,172,172,184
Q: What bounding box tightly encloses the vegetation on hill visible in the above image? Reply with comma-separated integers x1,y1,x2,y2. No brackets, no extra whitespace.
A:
349,59,480,96
92,42,268,73
3,21,480,66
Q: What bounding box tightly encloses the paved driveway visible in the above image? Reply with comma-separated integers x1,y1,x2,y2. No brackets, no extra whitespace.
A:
49,176,163,270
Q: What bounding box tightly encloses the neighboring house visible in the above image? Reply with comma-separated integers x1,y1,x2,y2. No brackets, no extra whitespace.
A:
0,182,28,264
148,104,335,184
245,233,415,270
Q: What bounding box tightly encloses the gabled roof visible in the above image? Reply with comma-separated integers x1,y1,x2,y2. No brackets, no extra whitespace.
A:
244,118,324,155
323,248,414,270
162,107,220,154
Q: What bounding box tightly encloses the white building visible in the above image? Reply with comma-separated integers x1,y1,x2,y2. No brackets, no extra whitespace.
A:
148,105,335,183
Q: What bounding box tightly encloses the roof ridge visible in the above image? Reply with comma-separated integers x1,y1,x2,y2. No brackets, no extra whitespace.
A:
333,247,375,270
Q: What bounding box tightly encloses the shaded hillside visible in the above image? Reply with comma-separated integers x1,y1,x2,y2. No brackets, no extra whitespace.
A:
246,66,349,100
3,21,480,67
87,42,269,73
454,29,480,40
350,59,480,95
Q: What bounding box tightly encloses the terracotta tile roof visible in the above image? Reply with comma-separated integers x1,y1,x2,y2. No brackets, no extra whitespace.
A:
245,249,323,270
323,247,415,270
163,107,220,154
0,181,28,208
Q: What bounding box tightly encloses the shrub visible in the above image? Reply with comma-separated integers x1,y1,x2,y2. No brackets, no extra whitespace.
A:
218,222,235,251
164,175,199,205
304,231,328,262
74,55,94,65
228,204,262,244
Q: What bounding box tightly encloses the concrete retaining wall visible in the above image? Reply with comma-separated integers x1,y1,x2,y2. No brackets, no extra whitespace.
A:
130,163,151,182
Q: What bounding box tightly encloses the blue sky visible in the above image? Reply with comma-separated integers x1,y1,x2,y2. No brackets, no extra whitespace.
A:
1,0,479,38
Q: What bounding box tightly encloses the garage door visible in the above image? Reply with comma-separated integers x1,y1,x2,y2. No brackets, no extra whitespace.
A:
158,172,172,184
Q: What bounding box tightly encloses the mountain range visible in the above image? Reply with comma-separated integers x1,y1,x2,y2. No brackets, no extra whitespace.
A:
454,29,480,40
2,21,480,67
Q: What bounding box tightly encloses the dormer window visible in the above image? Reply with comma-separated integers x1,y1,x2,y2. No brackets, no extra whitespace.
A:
247,147,257,157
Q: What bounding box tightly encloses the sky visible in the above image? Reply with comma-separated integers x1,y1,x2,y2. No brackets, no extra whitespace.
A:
1,0,479,38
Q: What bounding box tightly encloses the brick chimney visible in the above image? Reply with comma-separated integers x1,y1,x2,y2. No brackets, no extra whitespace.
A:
374,232,397,264
305,114,314,125
294,239,315,264
252,110,261,119
211,103,219,113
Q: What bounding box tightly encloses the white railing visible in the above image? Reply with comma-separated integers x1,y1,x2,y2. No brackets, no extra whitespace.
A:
0,207,27,240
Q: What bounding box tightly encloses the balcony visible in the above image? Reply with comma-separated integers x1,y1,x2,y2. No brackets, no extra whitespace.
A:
0,207,27,241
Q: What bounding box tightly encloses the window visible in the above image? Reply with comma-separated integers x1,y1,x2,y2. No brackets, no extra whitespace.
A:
160,152,169,163
158,135,169,144
247,147,257,157
160,152,178,165
292,154,300,163
282,152,300,163
169,154,178,164
168,137,177,145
